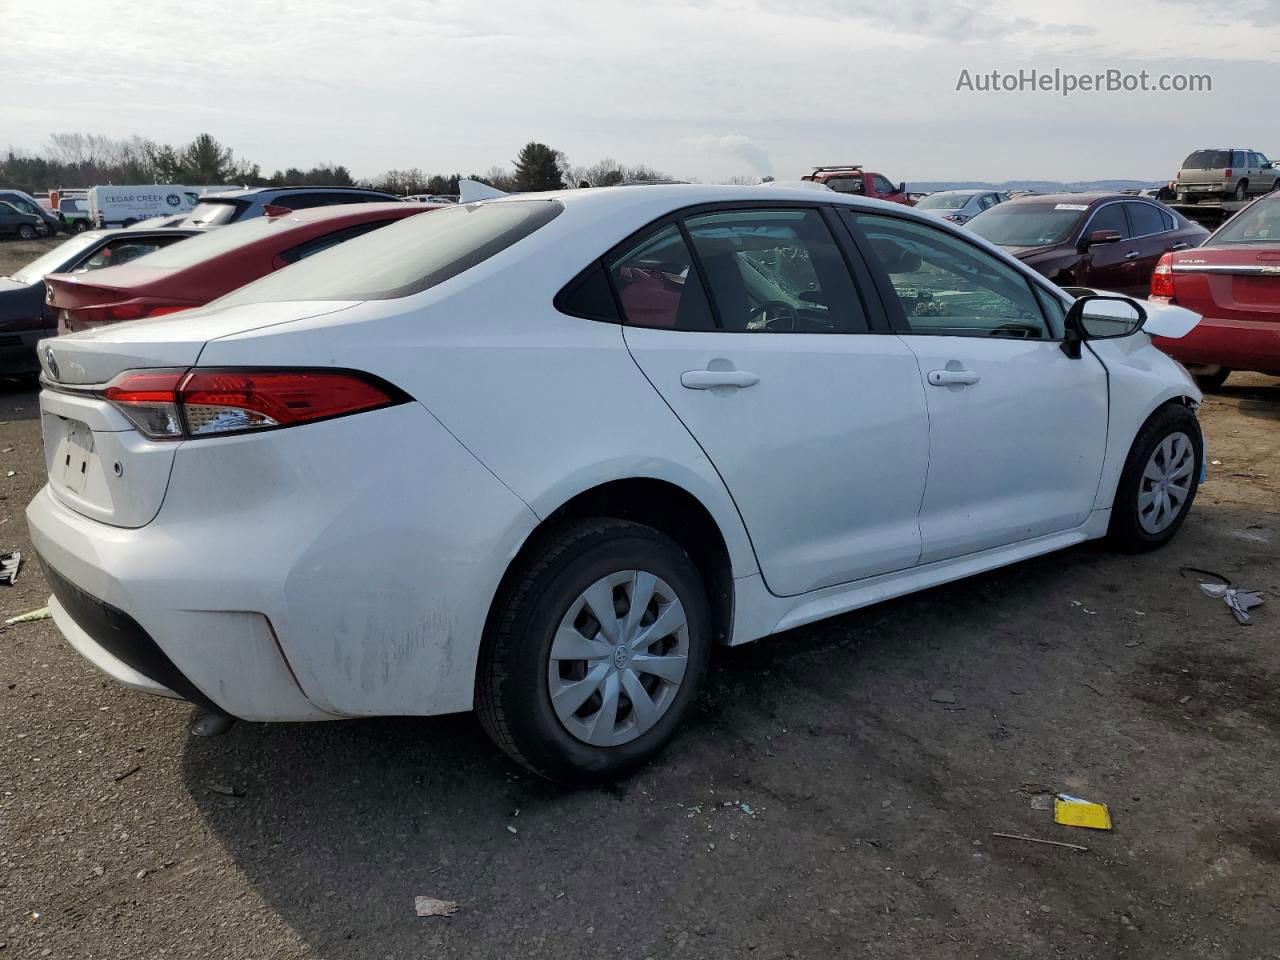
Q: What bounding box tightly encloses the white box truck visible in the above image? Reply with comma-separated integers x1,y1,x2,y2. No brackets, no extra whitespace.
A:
88,185,200,228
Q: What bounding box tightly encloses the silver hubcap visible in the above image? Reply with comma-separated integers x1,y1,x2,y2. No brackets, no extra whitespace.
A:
547,570,689,747
1138,431,1194,534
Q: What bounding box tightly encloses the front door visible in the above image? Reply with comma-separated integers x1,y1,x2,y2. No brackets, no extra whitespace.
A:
615,207,932,597
843,210,1110,564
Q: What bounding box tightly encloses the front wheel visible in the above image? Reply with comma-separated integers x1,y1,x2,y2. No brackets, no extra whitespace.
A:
1108,404,1202,552
476,519,711,783
16,224,35,240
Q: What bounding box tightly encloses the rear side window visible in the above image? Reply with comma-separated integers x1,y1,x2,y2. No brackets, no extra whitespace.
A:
608,224,715,331
556,262,620,322
215,200,564,305
1126,202,1168,237
827,177,864,194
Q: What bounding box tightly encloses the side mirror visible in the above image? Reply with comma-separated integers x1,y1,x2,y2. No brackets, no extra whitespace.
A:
1082,229,1122,249
1061,294,1147,358
898,181,907,194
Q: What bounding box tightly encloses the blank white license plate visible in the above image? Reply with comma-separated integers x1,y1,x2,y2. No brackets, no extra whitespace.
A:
61,420,94,495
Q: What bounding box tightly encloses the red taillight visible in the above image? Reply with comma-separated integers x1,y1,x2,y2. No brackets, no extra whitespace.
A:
1150,253,1175,299
1224,168,1232,179
70,302,192,327
101,368,404,440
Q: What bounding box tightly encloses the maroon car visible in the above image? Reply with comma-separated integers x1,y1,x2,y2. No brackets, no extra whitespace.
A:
965,193,1207,297
1148,192,1280,390
46,202,440,333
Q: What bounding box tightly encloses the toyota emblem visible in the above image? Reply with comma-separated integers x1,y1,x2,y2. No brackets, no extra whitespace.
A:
45,348,60,381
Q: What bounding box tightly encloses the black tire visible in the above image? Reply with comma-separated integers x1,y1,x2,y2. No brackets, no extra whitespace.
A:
1108,403,1202,552
1233,180,1248,202
476,518,711,783
72,220,88,234
16,224,35,240
121,218,137,228
1194,368,1231,392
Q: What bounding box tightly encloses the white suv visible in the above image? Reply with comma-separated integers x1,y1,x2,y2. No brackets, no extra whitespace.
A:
28,185,1205,782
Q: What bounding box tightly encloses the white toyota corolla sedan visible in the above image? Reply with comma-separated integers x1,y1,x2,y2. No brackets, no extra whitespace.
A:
28,184,1205,782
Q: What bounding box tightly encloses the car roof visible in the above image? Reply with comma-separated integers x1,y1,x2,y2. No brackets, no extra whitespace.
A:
1000,192,1136,207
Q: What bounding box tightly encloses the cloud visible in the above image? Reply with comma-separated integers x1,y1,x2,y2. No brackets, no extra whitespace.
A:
688,134,773,177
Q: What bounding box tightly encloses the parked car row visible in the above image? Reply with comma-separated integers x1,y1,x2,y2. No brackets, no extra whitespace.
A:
17,180,1210,781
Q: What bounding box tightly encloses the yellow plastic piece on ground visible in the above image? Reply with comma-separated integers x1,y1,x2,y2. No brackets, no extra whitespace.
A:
1054,795,1112,830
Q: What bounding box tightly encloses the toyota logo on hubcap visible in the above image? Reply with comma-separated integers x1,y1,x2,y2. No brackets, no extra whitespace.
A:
612,646,629,669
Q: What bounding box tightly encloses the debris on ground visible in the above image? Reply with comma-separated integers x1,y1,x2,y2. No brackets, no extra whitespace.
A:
206,783,244,798
1182,567,1265,625
1054,794,1113,830
930,690,957,704
415,896,459,918
112,765,141,783
0,550,19,585
4,606,50,625
991,832,1089,852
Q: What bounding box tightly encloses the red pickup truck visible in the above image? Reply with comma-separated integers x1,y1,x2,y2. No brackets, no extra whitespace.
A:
801,166,914,205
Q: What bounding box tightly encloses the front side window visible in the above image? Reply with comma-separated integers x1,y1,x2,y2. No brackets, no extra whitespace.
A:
872,175,896,194
608,224,714,331
849,212,1051,339
216,199,564,306
683,208,867,333
1126,202,1168,237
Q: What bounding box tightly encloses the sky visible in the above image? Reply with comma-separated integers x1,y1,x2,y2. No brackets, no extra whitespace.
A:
4,0,1279,184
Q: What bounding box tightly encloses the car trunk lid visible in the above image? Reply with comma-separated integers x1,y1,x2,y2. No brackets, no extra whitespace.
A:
1169,248,1280,321
38,299,359,527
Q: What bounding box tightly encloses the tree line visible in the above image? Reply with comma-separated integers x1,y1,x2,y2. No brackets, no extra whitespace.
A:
0,133,677,195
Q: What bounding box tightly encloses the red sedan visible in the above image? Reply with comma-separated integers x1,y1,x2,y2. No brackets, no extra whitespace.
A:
1149,193,1280,390
47,202,440,333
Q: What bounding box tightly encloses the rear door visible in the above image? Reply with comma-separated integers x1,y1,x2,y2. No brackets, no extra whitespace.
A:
842,210,1109,563
618,205,931,596
1123,201,1182,289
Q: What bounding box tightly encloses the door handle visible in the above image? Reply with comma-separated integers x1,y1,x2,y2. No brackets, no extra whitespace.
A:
1124,250,1141,260
1170,242,1190,251
927,369,981,387
680,369,760,390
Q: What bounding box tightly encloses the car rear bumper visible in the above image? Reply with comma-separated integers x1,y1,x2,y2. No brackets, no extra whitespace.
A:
25,401,540,722
1154,315,1280,373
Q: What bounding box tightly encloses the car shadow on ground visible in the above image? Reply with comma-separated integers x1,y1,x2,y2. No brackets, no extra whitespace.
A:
174,518,1280,959
1214,378,1280,422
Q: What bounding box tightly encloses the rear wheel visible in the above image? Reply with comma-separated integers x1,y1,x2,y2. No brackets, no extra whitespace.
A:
476,519,711,783
16,224,35,240
1233,180,1248,201
1194,368,1231,392
1108,404,1202,552
72,219,88,234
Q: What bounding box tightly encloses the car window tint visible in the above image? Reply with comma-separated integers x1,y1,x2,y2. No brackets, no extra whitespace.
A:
683,208,867,333
872,175,895,194
849,212,1050,339
75,235,187,272
557,262,620,323
608,223,714,331
1087,203,1129,239
1159,208,1175,231
1233,151,1247,168
1127,202,1167,237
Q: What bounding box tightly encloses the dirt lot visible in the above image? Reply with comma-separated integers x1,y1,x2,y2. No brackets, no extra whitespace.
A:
1,236,1278,959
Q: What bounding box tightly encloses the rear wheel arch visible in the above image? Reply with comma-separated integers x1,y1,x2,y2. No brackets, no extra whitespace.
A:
482,478,735,655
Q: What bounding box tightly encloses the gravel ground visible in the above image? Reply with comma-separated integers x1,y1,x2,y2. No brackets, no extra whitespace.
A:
1,237,1278,959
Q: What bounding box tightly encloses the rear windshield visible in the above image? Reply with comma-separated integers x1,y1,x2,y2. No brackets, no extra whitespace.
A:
966,203,1085,247
1182,150,1230,170
136,215,302,269
214,199,565,306
8,233,101,284
183,200,243,226
916,193,970,210
1211,196,1280,244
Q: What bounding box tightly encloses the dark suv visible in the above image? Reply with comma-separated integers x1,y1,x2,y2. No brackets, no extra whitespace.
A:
179,186,402,227
0,191,61,235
